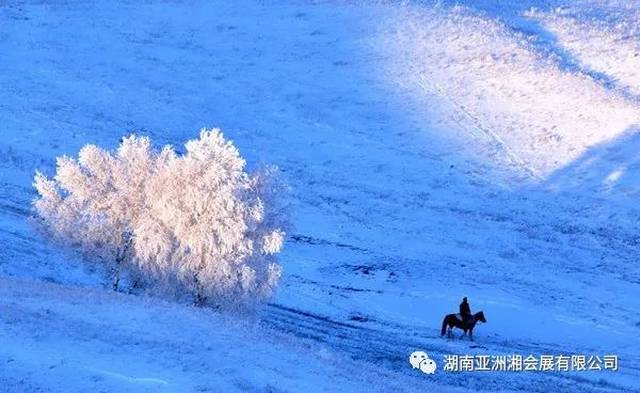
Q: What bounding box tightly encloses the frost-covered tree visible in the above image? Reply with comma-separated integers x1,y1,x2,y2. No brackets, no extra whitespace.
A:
34,136,157,290
138,131,287,306
33,130,287,307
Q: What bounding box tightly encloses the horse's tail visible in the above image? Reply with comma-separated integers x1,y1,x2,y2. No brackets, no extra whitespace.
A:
441,315,448,336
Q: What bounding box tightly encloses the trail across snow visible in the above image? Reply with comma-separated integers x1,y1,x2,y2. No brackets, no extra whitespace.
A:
1,1,639,392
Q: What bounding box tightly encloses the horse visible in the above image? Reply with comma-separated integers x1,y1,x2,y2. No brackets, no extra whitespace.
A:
441,311,486,340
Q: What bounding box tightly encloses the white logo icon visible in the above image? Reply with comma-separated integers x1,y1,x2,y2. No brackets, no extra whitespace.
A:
410,351,437,374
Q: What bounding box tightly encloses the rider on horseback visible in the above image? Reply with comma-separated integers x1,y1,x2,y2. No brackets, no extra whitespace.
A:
442,299,486,339
460,297,471,327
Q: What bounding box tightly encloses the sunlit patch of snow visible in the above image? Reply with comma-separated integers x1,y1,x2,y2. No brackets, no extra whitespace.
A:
526,2,640,97
602,167,624,189
377,3,640,179
88,369,169,386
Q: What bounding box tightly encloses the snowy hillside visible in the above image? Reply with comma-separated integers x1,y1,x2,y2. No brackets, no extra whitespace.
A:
1,0,639,392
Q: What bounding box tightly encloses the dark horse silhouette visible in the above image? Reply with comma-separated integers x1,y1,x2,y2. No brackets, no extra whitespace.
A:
441,311,486,340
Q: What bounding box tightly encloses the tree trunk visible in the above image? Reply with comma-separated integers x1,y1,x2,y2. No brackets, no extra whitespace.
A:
192,272,207,306
194,291,207,307
112,265,120,291
112,231,133,292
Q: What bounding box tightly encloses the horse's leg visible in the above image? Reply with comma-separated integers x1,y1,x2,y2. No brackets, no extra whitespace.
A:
447,327,453,338
469,328,474,341
460,329,467,339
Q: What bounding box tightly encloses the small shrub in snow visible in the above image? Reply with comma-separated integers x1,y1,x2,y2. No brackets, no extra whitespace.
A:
33,129,287,308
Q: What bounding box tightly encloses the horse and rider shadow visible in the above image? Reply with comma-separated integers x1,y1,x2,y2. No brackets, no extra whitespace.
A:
441,297,487,340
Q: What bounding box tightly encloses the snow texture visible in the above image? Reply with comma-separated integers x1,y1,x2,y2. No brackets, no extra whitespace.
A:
1,0,639,392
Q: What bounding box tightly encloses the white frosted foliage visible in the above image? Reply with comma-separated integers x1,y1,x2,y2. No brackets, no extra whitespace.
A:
33,129,288,307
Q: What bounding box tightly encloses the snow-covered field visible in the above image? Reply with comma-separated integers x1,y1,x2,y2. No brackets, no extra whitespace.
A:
1,0,639,391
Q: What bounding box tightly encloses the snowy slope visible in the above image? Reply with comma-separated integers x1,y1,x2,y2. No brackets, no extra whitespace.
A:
526,0,640,98
1,0,640,392
0,277,438,393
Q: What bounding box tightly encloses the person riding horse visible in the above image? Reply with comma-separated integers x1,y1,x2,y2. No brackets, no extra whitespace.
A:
459,297,471,327
441,298,487,340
